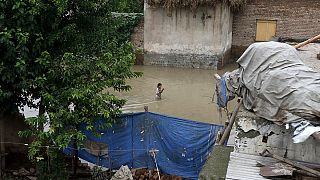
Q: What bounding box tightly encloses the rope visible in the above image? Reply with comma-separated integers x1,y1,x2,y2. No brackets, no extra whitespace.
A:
150,149,161,180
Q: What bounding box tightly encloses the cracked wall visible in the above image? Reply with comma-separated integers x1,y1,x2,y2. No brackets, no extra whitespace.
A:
234,106,320,164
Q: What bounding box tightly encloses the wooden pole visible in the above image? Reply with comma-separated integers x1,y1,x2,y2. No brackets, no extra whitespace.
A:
215,118,230,145
144,106,148,112
260,149,320,177
218,99,243,145
294,34,320,49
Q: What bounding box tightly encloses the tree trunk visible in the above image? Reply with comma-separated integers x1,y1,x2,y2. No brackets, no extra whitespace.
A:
0,112,5,176
72,140,78,177
38,97,45,131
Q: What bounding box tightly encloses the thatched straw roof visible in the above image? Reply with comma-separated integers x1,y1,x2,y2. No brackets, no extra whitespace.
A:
146,0,249,11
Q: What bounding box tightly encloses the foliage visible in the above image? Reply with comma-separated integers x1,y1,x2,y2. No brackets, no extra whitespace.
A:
110,0,144,13
146,0,249,11
91,166,113,180
113,14,143,45
1,0,141,165
36,150,68,180
0,0,45,113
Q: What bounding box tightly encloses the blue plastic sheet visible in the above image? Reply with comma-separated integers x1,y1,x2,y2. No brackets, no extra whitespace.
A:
221,77,228,107
64,112,223,179
216,76,229,108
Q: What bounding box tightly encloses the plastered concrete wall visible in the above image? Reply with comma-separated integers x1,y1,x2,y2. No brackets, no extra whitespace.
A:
234,106,320,164
144,3,233,69
232,0,320,57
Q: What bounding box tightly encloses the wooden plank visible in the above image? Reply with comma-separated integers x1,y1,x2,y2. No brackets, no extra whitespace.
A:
294,34,320,49
256,21,267,41
267,21,277,40
256,20,277,42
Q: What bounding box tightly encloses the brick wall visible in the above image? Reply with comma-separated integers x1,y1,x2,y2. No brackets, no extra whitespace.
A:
130,16,144,49
232,0,320,57
130,17,144,65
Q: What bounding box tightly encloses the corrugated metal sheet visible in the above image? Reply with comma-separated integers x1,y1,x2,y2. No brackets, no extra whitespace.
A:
226,152,277,180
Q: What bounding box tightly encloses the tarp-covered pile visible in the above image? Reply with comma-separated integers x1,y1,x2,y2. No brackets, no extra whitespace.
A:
64,112,223,179
218,42,320,143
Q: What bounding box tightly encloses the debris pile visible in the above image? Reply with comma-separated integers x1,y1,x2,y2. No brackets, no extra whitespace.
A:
4,168,37,180
259,149,320,179
130,168,182,180
217,42,320,143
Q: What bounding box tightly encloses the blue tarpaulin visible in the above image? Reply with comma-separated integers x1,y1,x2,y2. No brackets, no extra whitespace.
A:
64,112,223,179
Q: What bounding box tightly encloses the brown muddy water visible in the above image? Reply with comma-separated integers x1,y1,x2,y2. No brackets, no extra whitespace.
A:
113,64,238,124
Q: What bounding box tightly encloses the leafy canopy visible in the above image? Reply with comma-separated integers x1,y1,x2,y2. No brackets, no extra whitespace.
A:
111,0,144,13
0,0,141,159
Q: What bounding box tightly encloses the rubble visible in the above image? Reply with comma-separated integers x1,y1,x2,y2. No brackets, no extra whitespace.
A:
131,168,182,180
111,165,133,180
11,168,34,176
260,162,295,177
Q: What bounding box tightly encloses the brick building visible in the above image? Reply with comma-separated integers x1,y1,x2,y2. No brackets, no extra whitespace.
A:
232,0,320,57
142,0,320,69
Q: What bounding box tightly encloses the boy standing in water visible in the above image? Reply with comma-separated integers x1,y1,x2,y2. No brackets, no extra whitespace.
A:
156,83,164,100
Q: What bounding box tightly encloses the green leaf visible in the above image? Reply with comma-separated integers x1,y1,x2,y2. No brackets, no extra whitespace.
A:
1,0,142,164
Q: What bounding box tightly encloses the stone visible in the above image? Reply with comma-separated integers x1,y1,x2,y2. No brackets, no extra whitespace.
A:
18,168,30,176
111,165,133,180
29,167,36,174
312,131,320,140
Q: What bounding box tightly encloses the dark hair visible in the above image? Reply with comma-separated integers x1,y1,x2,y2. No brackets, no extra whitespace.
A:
157,83,162,87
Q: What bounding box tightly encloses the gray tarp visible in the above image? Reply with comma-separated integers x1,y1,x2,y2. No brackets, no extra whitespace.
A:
225,42,320,125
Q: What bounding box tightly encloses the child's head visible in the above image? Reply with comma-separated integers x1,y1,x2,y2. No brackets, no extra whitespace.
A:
157,83,162,88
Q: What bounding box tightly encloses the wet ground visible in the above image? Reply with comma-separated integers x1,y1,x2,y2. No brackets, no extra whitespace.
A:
112,64,238,125
298,43,320,71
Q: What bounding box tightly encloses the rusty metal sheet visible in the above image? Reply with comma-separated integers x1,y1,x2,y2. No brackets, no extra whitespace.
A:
260,163,295,177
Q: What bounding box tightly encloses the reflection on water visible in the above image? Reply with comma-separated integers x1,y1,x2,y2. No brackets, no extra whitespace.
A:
113,64,238,124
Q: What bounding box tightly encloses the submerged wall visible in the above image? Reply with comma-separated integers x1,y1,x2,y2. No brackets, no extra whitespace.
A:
144,3,233,69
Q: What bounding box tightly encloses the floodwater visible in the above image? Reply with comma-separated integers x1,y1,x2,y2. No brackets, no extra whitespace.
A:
113,64,238,125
